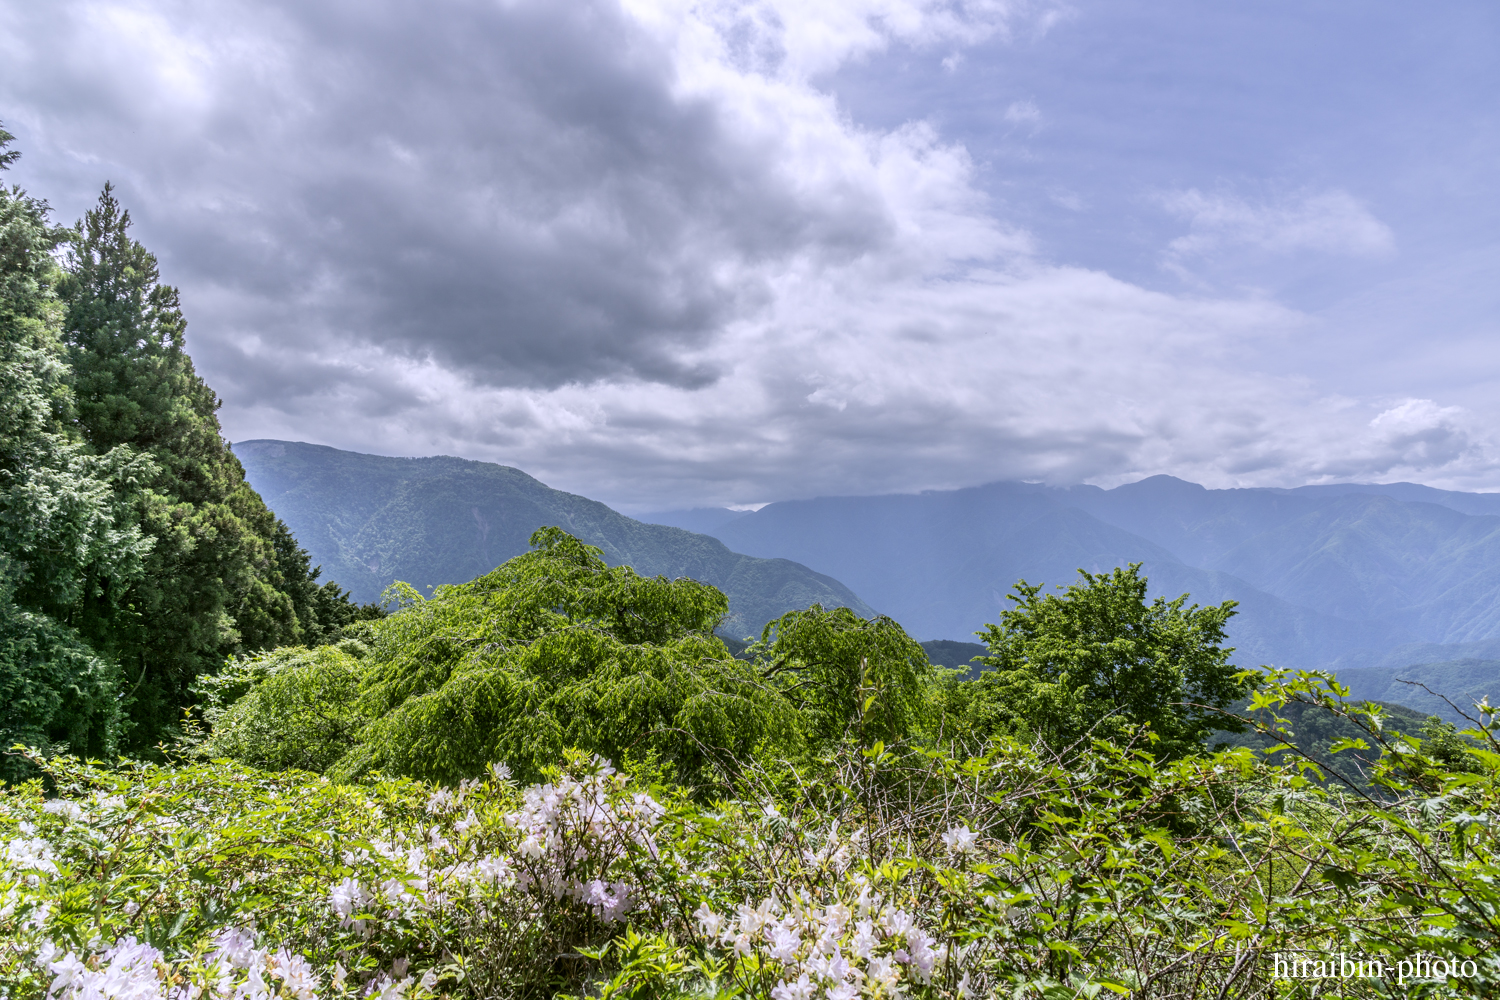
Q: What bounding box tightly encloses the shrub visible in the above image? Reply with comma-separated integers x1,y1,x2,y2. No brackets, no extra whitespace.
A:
7,675,1500,1000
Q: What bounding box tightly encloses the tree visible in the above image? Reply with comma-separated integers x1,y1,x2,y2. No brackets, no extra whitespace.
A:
0,125,151,772
966,564,1248,758
55,183,365,748
209,529,802,788
750,605,932,747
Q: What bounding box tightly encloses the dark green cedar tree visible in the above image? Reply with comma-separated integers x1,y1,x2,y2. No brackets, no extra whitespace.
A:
56,182,367,748
0,126,152,775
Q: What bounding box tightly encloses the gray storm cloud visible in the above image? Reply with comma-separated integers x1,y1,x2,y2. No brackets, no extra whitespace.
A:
1,0,1494,506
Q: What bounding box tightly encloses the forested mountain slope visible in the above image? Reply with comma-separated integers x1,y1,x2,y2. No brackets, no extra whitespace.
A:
234,440,874,634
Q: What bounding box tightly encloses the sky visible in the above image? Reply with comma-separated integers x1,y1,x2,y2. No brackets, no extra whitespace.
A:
2,0,1497,510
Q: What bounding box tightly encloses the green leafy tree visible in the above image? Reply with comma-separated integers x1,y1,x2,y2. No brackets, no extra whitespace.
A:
209,528,805,787
749,605,932,746
965,564,1249,757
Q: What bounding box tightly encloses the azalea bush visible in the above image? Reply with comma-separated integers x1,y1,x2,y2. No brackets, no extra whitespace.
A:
6,673,1500,1000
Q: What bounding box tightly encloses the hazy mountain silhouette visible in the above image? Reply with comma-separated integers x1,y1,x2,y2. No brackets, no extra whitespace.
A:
659,477,1500,676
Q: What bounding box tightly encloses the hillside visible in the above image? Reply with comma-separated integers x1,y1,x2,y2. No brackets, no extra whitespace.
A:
233,440,875,635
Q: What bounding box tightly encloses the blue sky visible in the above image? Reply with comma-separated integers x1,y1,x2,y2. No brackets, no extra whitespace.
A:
2,0,1497,506
834,0,1500,382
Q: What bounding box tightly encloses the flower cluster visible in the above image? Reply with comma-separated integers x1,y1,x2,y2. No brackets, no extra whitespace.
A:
0,754,685,1000
503,759,664,924
693,881,952,1000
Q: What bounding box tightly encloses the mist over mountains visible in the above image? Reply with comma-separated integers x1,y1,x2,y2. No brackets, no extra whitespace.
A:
645,476,1500,675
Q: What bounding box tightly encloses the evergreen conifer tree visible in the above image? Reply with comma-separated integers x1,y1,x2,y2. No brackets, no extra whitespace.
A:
0,125,148,773
56,184,349,747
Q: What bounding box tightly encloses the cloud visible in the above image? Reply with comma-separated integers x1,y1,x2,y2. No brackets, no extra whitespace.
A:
1161,188,1397,262
1,0,1491,508
1003,99,1042,126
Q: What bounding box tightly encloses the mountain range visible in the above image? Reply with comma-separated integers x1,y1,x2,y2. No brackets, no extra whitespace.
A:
645,477,1500,664
233,440,873,635
235,440,1500,720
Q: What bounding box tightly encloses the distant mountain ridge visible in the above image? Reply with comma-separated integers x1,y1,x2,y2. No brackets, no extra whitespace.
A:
644,476,1500,678
233,440,874,635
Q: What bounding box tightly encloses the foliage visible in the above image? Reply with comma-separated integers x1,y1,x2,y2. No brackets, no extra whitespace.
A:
8,687,1500,999
206,531,948,792
0,128,154,775
0,131,376,759
55,183,305,746
206,529,801,787
748,606,933,747
1217,691,1430,792
0,594,121,784
958,565,1249,758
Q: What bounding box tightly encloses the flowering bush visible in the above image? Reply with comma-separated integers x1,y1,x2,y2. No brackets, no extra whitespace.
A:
5,671,1500,1000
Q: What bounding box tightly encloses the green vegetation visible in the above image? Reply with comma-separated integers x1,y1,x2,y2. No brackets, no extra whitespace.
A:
0,127,375,768
203,528,931,790
927,565,1248,758
6,672,1500,998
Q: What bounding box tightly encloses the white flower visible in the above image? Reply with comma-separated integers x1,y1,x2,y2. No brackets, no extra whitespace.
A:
419,969,439,990
47,951,87,993
243,961,272,1000
123,901,140,916
454,810,479,834
868,955,901,993
771,973,816,1000
210,927,258,970
330,878,366,923
957,972,975,999
370,975,411,1000
941,824,979,855
271,949,319,1000
906,931,939,985
884,910,915,940
767,925,801,963
762,801,783,820
732,932,754,958
424,789,454,814
826,984,859,1000
49,938,164,1000
332,963,347,989
4,836,58,875
809,947,852,983
476,855,510,885
490,762,513,782
42,800,85,822
693,902,725,939
851,920,877,959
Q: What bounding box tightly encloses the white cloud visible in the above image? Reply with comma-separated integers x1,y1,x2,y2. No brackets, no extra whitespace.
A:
2,0,1491,509
1003,98,1041,126
1161,188,1397,262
